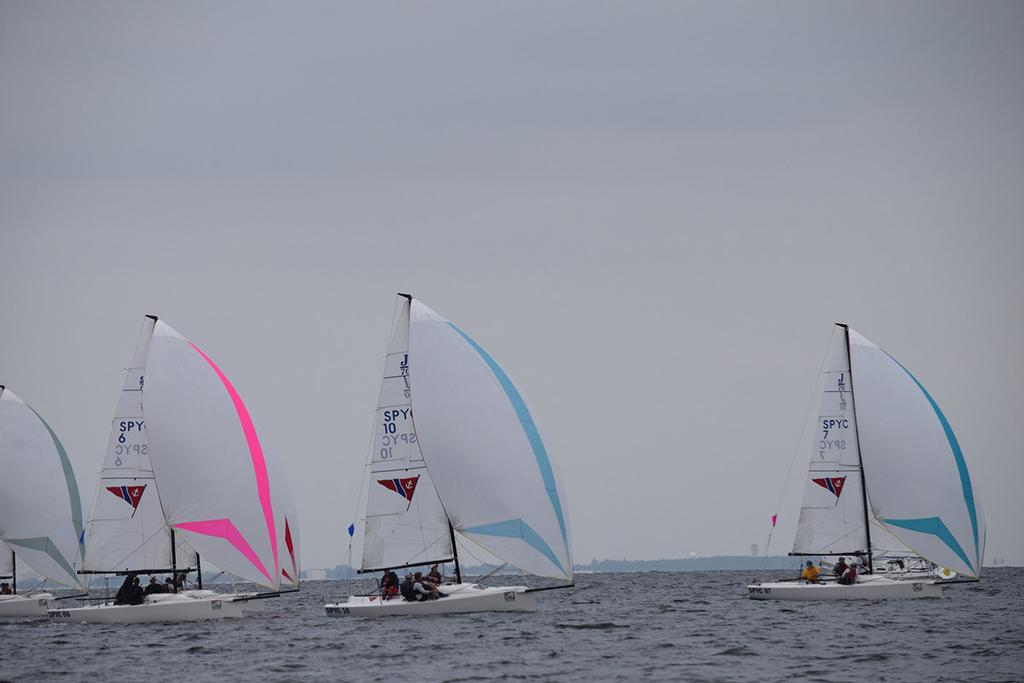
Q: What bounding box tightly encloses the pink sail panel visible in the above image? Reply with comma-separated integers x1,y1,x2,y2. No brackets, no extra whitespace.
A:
188,342,279,580
175,518,272,584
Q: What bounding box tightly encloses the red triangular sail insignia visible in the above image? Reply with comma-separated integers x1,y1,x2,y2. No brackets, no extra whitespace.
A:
377,475,420,502
106,484,146,510
812,476,847,499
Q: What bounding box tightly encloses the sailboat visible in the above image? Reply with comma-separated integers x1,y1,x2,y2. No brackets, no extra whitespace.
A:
50,316,297,623
748,324,985,600
325,294,573,616
0,387,87,617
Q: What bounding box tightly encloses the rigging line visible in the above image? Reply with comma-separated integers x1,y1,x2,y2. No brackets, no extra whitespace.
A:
765,325,839,560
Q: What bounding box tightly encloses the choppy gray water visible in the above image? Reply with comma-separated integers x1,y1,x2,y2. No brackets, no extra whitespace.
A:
2,568,1022,682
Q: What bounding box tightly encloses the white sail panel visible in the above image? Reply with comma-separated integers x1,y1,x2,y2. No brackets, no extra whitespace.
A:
792,327,869,555
0,388,85,588
362,297,453,573
408,300,572,580
83,317,196,573
0,544,12,577
144,321,280,589
849,329,985,577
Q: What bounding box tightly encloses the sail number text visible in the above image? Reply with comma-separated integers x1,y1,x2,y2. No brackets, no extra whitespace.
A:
114,420,147,465
379,409,415,459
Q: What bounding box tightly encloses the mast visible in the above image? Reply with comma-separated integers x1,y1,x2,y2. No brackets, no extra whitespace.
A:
196,553,203,589
841,323,874,574
170,528,177,577
448,521,462,584
11,552,16,594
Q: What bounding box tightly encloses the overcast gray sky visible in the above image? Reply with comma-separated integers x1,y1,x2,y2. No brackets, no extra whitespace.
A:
2,1,1022,570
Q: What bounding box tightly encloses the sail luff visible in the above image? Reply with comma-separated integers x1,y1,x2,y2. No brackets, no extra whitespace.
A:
842,323,874,574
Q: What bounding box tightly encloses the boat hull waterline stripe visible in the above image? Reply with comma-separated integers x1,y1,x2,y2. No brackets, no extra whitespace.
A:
882,517,972,572
175,519,272,584
885,352,979,569
27,405,84,561
189,342,279,580
447,323,569,555
462,518,566,575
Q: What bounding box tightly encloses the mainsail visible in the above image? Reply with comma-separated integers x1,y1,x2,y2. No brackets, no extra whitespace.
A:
792,325,869,556
408,299,573,581
849,329,985,578
360,296,453,574
144,321,282,590
83,317,196,574
0,387,85,588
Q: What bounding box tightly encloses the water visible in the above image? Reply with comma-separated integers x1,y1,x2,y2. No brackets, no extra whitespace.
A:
2,568,1022,682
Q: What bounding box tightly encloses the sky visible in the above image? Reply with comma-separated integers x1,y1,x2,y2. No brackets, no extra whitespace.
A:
2,1,1022,571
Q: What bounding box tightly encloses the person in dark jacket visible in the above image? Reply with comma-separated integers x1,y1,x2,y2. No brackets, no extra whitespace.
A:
400,574,417,601
837,560,859,585
144,576,166,596
833,557,848,580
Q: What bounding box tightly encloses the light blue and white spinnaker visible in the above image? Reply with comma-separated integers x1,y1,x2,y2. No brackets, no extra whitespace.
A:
408,299,573,581
0,387,86,589
848,329,985,578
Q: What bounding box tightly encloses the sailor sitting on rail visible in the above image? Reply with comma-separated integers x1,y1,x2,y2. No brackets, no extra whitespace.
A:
801,561,821,583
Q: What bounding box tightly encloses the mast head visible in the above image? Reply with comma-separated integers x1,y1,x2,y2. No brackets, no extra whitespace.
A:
145,314,159,322
397,292,413,302
835,322,849,329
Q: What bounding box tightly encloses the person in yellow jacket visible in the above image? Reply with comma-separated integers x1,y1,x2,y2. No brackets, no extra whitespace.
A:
801,560,821,582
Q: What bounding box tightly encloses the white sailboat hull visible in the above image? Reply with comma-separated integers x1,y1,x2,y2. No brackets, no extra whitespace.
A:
181,589,267,613
0,593,55,617
747,576,944,601
48,593,244,623
325,583,536,617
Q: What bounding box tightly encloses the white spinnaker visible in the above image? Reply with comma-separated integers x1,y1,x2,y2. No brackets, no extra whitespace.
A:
0,543,12,577
849,329,985,577
0,388,85,588
792,326,870,556
361,297,453,573
408,300,572,581
83,317,195,573
144,321,280,590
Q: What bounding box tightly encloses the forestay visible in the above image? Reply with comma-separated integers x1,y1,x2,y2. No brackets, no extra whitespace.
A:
408,300,572,581
361,296,453,573
144,321,281,589
849,329,985,577
83,317,195,573
0,388,85,588
793,326,869,556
